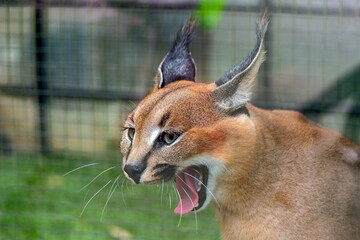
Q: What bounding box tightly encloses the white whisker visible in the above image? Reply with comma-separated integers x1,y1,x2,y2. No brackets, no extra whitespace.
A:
180,184,198,233
100,179,114,221
119,177,127,207
169,192,172,209
183,172,221,210
161,180,164,205
80,166,117,192
167,183,173,209
173,184,183,227
108,175,120,199
63,163,100,176
101,179,119,221
176,175,200,232
80,180,112,217
83,186,92,204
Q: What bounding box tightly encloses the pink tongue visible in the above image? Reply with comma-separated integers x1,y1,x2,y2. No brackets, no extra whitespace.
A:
174,168,199,215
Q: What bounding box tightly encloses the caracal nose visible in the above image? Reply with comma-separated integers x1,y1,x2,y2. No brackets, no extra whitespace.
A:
123,163,146,184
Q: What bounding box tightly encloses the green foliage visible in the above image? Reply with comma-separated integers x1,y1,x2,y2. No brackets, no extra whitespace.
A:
196,0,226,30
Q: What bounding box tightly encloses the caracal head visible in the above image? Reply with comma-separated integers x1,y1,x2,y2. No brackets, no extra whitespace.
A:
121,12,268,215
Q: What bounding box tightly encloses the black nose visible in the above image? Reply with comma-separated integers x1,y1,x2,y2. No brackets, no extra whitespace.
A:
123,163,146,184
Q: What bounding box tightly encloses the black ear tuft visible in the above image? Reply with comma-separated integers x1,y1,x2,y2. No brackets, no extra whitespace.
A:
211,10,269,112
215,10,269,87
156,16,198,89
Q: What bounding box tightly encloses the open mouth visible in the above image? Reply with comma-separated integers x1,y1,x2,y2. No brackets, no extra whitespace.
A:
174,165,209,215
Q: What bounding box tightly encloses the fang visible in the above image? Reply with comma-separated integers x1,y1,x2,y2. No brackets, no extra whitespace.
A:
196,181,201,191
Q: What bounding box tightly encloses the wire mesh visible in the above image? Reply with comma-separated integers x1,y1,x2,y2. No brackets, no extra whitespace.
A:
0,1,359,239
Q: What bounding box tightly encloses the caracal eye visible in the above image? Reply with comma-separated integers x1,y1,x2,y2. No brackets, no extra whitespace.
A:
127,128,135,140
163,132,178,145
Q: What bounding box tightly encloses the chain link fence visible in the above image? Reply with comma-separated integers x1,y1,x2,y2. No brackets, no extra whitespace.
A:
0,0,359,239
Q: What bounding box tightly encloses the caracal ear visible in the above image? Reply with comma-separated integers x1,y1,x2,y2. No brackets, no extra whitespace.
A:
154,15,198,89
212,11,269,113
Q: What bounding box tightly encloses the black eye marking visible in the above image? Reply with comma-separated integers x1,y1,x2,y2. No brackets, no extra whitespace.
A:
153,164,177,181
125,141,132,161
159,112,171,128
153,163,173,170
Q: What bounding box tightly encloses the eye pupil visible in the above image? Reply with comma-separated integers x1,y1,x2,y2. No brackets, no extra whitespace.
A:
127,128,135,140
163,132,178,145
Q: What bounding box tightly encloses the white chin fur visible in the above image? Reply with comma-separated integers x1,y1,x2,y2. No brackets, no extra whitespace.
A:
180,154,225,212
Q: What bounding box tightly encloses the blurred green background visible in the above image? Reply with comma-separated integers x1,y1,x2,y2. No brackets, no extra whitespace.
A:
0,0,359,239
0,154,219,239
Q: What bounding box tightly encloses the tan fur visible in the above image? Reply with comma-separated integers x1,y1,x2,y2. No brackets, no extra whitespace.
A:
121,81,360,239
215,104,360,239
121,12,359,239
